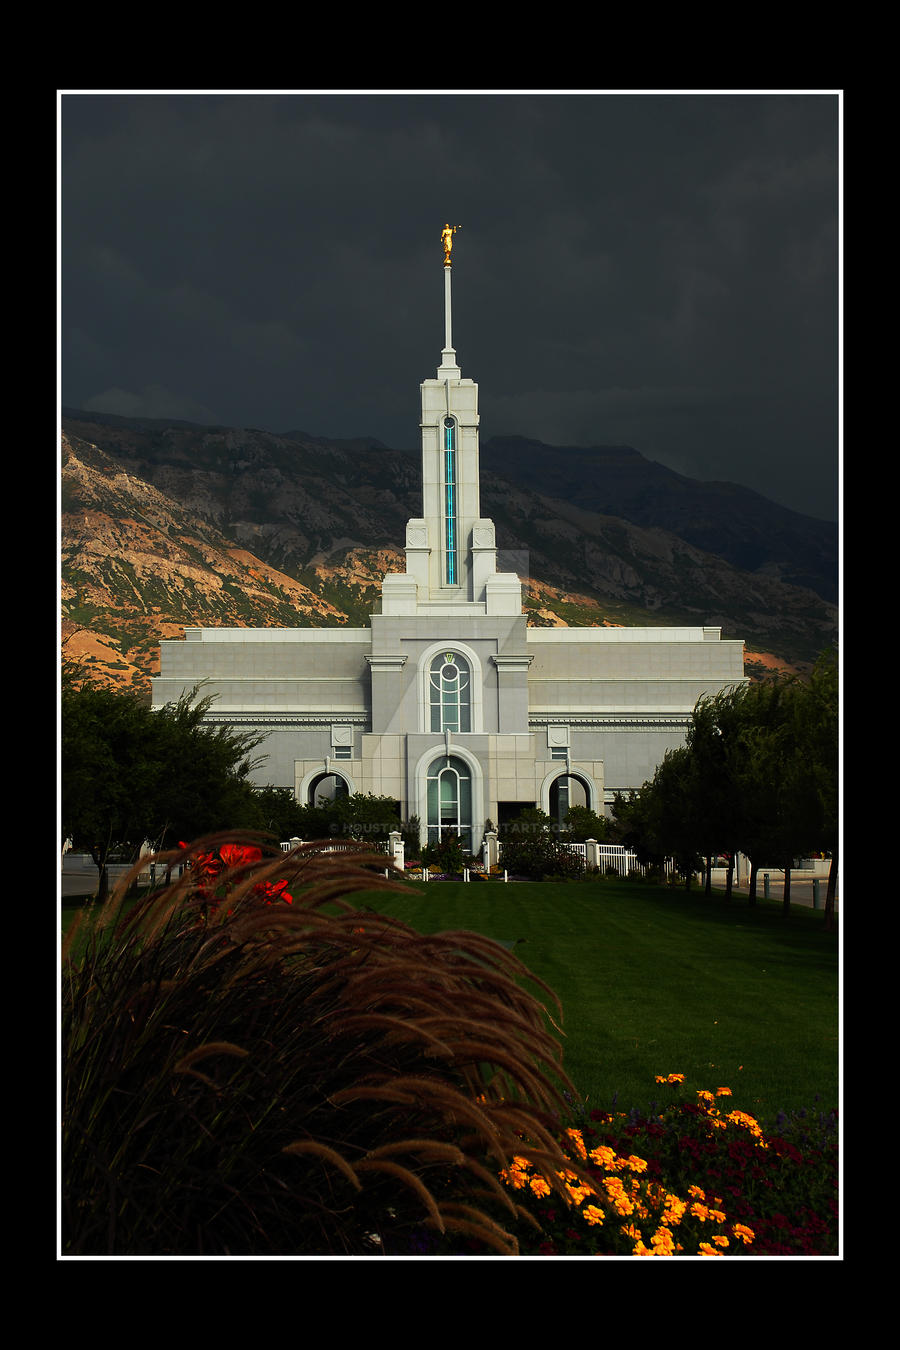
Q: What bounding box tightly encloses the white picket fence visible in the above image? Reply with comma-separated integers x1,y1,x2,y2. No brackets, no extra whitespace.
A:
281,834,405,873
491,837,640,876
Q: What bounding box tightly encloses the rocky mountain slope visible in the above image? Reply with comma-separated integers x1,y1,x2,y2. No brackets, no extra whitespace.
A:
61,411,838,697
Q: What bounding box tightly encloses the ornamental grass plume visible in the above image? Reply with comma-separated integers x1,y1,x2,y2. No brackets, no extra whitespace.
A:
62,833,590,1256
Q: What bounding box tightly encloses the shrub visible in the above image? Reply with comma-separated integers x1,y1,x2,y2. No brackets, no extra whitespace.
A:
420,832,467,877
62,834,592,1256
500,834,585,881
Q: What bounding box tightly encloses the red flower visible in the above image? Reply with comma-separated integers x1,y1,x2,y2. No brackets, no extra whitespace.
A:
220,843,263,869
255,878,293,906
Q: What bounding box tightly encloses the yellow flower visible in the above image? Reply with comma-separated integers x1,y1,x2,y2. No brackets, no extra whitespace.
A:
663,1196,687,1225
726,1109,763,1138
712,1234,730,1248
582,1205,605,1226
698,1242,722,1255
732,1223,755,1246
697,1090,715,1104
690,1202,710,1221
688,1185,706,1200
502,1166,529,1190
623,1154,648,1173
589,1144,617,1169
565,1128,587,1160
529,1175,551,1198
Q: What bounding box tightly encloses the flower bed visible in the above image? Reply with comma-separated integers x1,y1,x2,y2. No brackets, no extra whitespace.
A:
505,1080,838,1255
406,1076,838,1256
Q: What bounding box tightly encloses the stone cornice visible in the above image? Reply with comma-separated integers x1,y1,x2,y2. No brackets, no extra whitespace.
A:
491,654,534,671
204,713,369,728
529,714,690,729
365,654,409,672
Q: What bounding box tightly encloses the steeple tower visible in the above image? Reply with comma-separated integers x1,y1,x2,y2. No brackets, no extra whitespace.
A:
380,227,522,617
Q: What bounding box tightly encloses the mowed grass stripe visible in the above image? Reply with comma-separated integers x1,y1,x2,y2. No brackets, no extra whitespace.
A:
345,880,839,1124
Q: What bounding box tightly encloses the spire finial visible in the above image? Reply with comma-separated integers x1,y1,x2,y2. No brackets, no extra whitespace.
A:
441,223,461,267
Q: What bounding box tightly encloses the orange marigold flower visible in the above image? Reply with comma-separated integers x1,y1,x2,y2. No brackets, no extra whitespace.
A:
732,1224,755,1245
715,1086,732,1097
688,1185,706,1200
565,1128,587,1160
698,1242,722,1255
529,1176,551,1198
663,1197,687,1225
582,1205,605,1226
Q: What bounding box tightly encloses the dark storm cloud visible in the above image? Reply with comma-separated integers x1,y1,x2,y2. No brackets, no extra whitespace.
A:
61,91,839,521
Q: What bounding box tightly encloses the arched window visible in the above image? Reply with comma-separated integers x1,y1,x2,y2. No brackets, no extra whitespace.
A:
426,754,472,852
549,773,590,830
308,772,351,808
429,651,471,733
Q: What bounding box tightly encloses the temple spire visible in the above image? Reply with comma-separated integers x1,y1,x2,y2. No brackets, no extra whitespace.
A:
439,224,461,378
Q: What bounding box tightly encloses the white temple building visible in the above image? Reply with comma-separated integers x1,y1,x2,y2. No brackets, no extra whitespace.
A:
152,230,746,850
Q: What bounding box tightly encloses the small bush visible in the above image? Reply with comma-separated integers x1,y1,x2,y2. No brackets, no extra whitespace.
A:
62,834,592,1256
420,832,467,877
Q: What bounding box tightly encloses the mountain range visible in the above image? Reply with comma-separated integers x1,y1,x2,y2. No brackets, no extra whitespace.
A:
60,409,838,699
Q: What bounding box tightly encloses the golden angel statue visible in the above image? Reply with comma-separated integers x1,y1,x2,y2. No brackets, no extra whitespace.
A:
441,223,461,265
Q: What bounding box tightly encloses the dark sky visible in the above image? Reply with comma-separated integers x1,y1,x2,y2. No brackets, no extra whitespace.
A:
60,91,840,522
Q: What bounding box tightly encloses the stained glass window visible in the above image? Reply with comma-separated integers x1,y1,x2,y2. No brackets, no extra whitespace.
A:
429,651,471,733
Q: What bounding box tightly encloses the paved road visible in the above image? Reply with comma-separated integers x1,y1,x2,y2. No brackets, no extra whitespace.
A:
61,856,173,899
713,869,837,912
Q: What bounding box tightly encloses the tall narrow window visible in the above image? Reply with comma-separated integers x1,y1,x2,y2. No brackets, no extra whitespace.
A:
426,754,472,852
429,651,471,733
443,416,458,585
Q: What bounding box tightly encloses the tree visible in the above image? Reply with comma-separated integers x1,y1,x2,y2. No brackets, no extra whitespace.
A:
327,793,402,844
61,672,263,899
562,804,613,843
498,807,584,880
248,785,310,844
685,687,748,897
793,648,838,927
610,651,838,922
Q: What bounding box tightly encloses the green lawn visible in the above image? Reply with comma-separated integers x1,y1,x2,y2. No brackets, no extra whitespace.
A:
62,875,839,1128
339,877,840,1125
